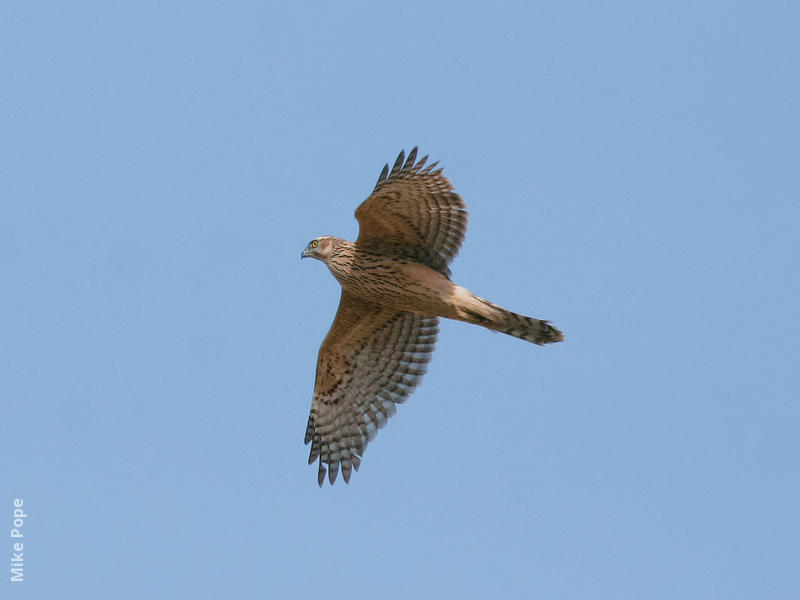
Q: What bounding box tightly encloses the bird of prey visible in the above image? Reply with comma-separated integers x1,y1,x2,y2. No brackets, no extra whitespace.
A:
301,148,563,486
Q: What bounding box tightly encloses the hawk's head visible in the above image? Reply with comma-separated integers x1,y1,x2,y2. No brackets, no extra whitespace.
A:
301,236,337,261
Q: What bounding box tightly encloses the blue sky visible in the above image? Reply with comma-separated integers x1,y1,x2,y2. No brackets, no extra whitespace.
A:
2,2,798,599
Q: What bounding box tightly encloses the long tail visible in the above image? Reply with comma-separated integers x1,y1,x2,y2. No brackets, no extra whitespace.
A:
453,288,564,345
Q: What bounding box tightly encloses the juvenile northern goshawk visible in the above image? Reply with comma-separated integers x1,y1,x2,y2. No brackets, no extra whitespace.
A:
301,148,563,486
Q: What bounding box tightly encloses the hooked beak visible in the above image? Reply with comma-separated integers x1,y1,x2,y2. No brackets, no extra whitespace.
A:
300,248,310,259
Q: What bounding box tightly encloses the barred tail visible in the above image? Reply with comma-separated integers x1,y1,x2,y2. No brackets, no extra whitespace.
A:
454,289,564,345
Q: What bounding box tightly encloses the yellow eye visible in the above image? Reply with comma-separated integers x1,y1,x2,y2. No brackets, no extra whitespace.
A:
311,240,318,248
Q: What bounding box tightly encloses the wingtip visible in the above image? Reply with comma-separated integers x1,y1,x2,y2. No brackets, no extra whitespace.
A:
328,461,340,485
406,147,418,168
317,462,326,487
391,150,405,175
376,163,389,186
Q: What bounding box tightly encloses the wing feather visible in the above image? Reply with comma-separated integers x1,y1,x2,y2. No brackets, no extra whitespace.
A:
356,148,468,276
305,291,439,486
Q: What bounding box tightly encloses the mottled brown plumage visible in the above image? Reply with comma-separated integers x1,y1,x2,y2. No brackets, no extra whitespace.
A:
301,148,563,486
